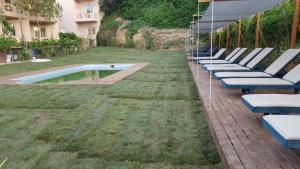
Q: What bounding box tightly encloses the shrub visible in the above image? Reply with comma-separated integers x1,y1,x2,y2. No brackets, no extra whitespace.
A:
142,3,177,29
162,39,185,50
121,0,206,28
99,0,122,15
124,38,135,48
97,14,119,46
59,32,78,40
98,0,207,29
0,37,17,53
59,33,82,54
142,30,155,50
124,20,146,38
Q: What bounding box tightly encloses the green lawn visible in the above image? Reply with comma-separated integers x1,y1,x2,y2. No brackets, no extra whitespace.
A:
0,47,221,169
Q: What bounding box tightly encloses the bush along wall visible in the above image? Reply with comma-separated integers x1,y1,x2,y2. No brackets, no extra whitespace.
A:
0,32,83,62
97,0,208,49
100,0,207,29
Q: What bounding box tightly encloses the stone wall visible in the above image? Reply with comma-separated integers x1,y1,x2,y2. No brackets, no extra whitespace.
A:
113,18,188,50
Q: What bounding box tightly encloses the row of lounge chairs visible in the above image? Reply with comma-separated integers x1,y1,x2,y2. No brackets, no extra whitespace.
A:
193,47,300,148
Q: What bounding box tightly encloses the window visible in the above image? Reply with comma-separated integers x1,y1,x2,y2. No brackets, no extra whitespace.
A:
40,28,46,38
88,27,96,36
34,27,39,38
11,24,16,36
33,27,47,38
85,5,93,13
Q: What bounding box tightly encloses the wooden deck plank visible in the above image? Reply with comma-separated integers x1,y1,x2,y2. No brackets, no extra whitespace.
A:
188,62,300,169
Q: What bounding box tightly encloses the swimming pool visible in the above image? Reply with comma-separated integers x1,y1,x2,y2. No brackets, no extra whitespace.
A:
13,64,135,84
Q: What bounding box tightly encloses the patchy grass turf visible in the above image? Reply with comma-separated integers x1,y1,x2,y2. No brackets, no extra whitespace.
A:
0,47,221,169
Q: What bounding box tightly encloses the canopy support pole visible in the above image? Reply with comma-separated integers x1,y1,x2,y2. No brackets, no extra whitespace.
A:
197,1,200,80
226,26,230,49
213,32,216,46
218,33,221,48
288,0,299,70
255,13,261,48
291,0,299,48
237,20,242,47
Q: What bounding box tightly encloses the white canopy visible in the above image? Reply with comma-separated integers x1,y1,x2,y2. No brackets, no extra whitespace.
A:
193,0,286,34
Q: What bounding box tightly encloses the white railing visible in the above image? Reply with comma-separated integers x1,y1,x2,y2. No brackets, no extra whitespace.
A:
76,12,97,22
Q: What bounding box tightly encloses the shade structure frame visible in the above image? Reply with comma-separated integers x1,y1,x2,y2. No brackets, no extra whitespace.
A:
193,0,286,34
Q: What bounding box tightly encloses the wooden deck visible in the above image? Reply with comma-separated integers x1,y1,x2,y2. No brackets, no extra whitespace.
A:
189,62,300,169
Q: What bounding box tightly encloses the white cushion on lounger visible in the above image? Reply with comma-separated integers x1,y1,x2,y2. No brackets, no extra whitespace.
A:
283,64,300,84
215,72,272,78
239,48,262,66
264,49,300,76
204,64,241,68
223,78,293,86
199,48,241,64
263,115,300,140
228,48,247,62
193,57,216,60
246,48,273,69
243,94,300,107
207,67,250,71
193,48,227,60
224,48,241,60
204,48,259,68
200,60,230,64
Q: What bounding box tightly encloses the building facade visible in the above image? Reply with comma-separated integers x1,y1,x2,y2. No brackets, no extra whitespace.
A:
57,0,103,47
0,0,59,42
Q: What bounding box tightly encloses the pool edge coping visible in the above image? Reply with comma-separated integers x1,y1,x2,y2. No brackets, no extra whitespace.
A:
0,63,150,85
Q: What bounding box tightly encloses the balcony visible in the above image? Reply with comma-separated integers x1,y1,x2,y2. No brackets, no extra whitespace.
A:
29,16,57,24
74,0,97,2
0,1,28,19
76,13,98,23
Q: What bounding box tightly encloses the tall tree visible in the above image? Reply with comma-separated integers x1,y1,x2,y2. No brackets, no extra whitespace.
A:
14,0,62,40
0,6,13,37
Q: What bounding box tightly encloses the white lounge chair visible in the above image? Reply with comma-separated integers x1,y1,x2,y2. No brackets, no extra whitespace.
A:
192,48,226,61
263,115,300,148
242,94,300,114
204,48,269,73
198,48,241,64
222,64,300,93
204,48,262,68
215,49,300,79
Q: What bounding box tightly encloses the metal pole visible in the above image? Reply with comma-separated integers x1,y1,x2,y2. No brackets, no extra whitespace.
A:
191,21,194,68
197,1,200,80
209,0,214,111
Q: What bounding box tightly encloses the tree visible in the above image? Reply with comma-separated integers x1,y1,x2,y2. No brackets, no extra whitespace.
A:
0,37,17,62
0,6,13,37
14,0,62,40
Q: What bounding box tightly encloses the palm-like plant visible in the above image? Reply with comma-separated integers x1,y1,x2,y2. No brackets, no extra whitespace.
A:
0,7,13,36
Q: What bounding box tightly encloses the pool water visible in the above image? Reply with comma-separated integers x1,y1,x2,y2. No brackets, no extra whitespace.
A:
13,64,135,84
38,70,119,84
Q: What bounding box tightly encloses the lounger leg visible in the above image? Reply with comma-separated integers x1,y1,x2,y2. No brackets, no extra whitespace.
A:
249,88,255,94
242,88,254,94
242,89,248,94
